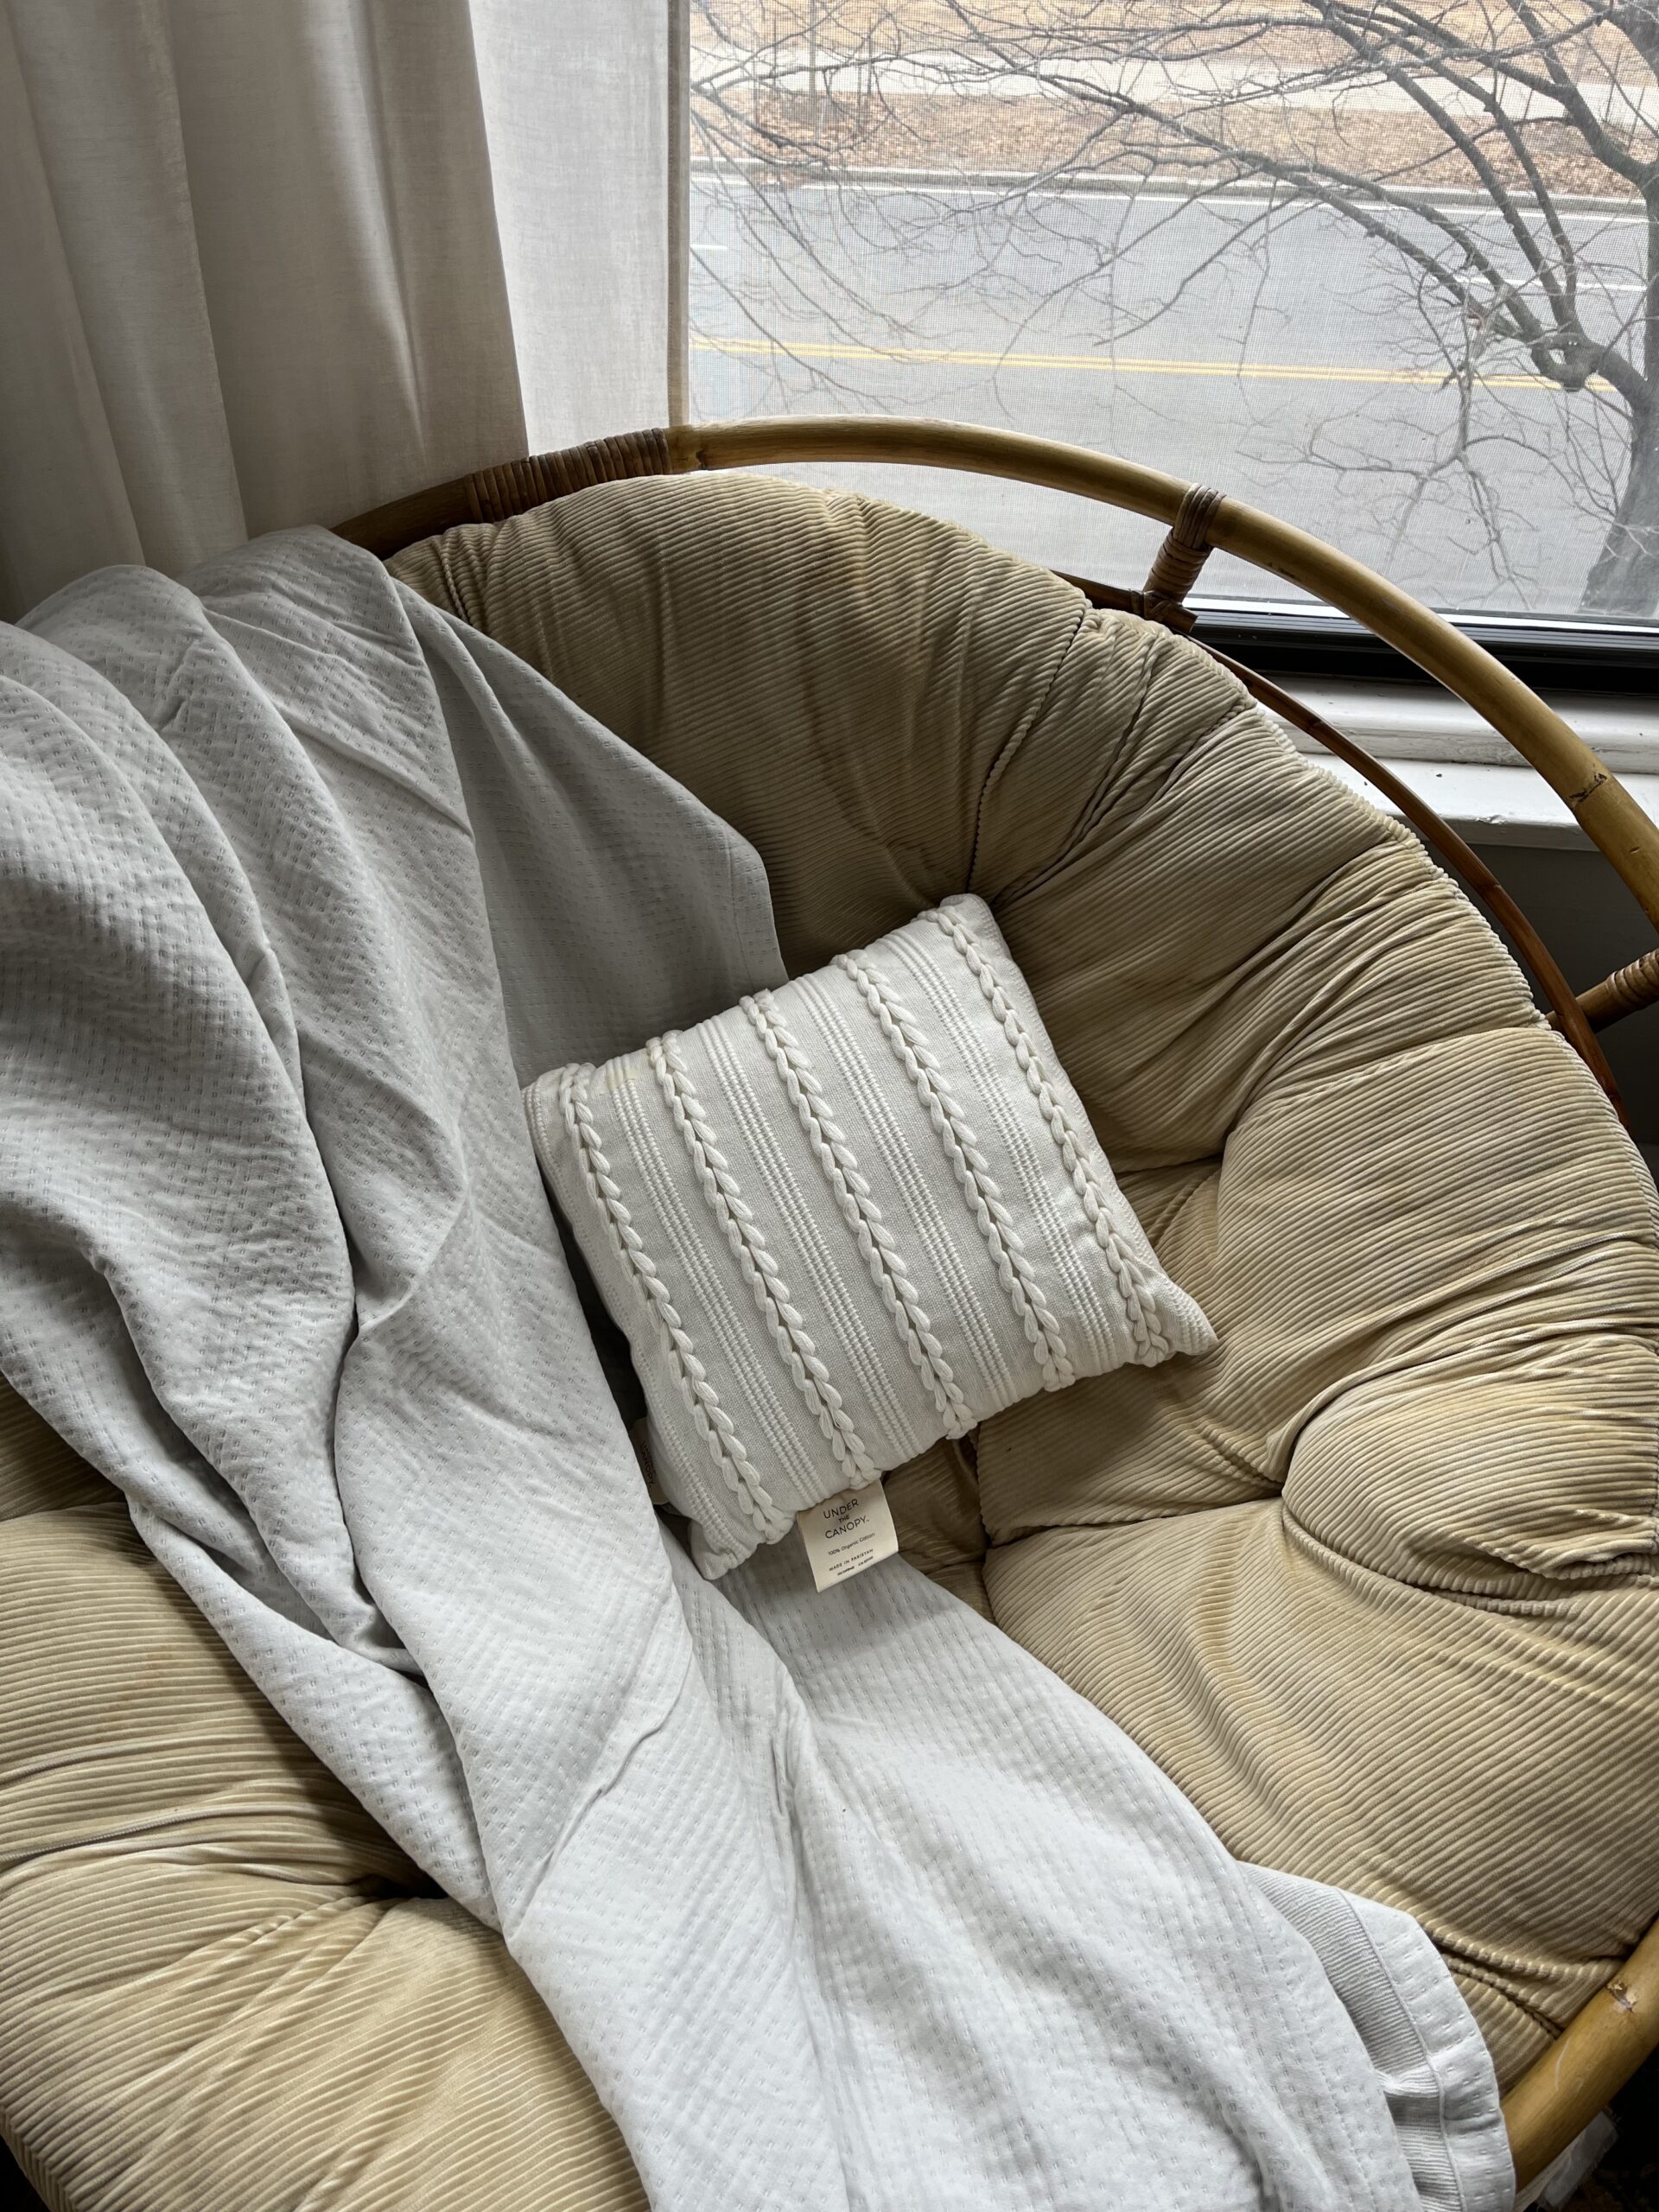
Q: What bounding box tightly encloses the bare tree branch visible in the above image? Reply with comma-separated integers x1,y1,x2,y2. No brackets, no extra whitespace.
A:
692,1,1659,611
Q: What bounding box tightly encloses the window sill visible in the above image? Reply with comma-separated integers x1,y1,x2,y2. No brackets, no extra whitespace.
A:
1272,678,1659,849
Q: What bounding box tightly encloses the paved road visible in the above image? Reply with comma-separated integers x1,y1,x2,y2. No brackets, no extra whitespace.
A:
688,174,1652,617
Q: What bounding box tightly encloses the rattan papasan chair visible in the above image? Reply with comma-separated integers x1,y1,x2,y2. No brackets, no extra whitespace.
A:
3,418,1658,2210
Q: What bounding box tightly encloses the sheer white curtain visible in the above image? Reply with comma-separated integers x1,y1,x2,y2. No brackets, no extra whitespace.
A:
0,0,672,620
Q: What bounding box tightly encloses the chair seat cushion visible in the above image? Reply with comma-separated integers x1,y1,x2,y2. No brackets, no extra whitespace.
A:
4,470,1656,2204
393,472,1658,2082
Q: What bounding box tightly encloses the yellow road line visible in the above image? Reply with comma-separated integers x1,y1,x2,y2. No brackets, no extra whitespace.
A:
692,331,1611,391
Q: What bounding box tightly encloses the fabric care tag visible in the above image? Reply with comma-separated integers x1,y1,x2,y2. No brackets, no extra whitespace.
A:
798,1478,899,1592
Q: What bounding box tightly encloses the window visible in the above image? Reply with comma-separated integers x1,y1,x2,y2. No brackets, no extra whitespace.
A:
687,2,1659,666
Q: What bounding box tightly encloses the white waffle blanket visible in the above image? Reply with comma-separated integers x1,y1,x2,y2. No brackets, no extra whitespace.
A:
0,529,1511,2211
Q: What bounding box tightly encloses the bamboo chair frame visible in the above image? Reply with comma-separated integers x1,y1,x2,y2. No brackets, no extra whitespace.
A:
337,416,1659,2194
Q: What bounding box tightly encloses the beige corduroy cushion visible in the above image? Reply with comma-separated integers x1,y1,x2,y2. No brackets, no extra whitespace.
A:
391,475,1659,2081
3,472,1656,2204
0,1390,645,2212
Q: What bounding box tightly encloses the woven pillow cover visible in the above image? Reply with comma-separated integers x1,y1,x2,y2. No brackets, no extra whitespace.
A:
526,894,1213,1575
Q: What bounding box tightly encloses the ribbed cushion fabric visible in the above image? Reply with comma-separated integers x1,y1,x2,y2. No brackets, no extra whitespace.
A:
0,1384,645,2212
3,470,1656,2205
391,474,1659,2086
528,893,1212,1575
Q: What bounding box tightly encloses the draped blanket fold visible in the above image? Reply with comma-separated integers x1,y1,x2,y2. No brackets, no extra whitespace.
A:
0,530,1510,2211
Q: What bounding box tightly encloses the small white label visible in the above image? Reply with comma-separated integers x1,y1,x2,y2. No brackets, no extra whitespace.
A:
628,1419,666,1505
798,1478,898,1591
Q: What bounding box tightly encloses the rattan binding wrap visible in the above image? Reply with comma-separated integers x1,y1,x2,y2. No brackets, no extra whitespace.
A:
1141,484,1225,631
337,419,1659,2189
1579,945,1659,1030
470,432,675,522
333,429,675,562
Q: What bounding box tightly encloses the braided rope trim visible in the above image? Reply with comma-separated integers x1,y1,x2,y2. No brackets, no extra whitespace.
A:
555,1064,781,1543
650,1033,878,1488
741,989,974,1439
832,952,1076,1392
926,907,1169,1364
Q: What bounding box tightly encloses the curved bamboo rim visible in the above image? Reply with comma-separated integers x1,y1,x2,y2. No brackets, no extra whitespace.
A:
336,416,1659,2185
667,419,1659,944
1502,1918,1659,2190
336,415,1659,1042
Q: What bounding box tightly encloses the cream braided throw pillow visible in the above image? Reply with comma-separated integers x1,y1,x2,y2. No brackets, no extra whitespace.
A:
526,894,1213,1576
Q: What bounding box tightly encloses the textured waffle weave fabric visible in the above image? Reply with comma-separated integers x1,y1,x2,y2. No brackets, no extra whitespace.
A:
529,893,1212,1574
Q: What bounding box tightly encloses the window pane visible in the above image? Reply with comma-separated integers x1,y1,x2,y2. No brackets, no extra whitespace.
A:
690,3,1659,623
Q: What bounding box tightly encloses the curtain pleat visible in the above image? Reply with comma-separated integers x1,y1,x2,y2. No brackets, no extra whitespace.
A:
0,1,671,620
469,0,671,452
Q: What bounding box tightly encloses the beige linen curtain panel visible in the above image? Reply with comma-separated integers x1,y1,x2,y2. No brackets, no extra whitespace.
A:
0,0,671,620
